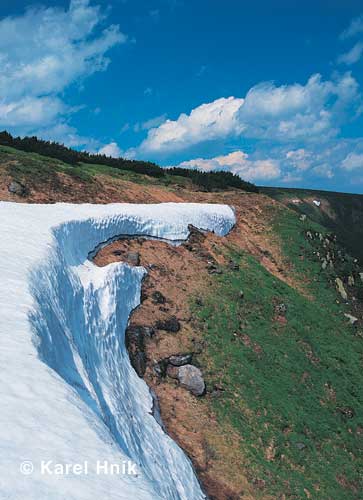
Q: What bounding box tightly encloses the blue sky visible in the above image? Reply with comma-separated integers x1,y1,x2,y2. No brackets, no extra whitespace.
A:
1,0,363,193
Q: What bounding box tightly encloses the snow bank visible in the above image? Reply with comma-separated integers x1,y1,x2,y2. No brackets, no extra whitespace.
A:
0,202,235,500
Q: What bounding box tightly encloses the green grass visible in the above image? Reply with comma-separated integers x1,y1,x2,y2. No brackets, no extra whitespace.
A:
194,210,363,499
0,146,194,191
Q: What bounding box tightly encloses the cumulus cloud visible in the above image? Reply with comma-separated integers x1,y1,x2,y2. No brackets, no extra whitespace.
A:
341,152,363,170
171,151,281,182
98,142,122,157
138,73,360,154
0,0,125,140
285,149,312,170
139,96,244,153
338,42,363,65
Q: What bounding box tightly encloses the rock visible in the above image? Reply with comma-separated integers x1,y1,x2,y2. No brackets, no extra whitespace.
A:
321,260,327,270
168,353,192,366
153,360,167,378
275,303,287,316
166,364,179,379
359,272,363,283
8,180,26,196
335,278,348,301
195,296,204,306
151,290,166,304
344,313,358,325
132,351,146,377
125,324,154,377
239,290,244,300
228,260,239,271
126,251,140,266
295,442,306,451
337,406,355,419
299,214,307,222
348,276,355,286
155,316,180,333
112,250,123,256
177,364,205,396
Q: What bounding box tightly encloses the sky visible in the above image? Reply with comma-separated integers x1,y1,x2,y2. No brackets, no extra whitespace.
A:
1,0,363,193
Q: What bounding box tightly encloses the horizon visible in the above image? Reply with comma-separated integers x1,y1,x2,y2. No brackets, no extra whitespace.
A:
1,0,363,194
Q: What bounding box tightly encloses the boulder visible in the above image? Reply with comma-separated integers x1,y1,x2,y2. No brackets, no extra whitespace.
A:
299,214,307,222
335,278,348,301
151,290,166,304
168,353,192,366
344,313,358,325
8,180,26,196
348,276,355,286
155,316,180,333
126,251,140,266
359,272,363,283
177,364,205,396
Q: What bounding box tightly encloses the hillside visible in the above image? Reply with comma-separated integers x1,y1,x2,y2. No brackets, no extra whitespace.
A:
1,145,363,500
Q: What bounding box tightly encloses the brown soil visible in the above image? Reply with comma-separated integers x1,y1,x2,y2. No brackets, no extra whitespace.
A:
94,221,278,500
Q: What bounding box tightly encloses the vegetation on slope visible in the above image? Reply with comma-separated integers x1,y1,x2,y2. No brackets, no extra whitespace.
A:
262,186,363,263
193,209,363,499
0,131,258,193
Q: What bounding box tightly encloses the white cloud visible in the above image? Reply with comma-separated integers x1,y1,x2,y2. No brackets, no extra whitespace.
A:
0,0,125,140
134,114,168,133
285,149,312,170
340,15,363,40
341,152,363,170
99,142,122,157
139,96,244,153
337,42,363,65
138,73,360,154
171,151,281,182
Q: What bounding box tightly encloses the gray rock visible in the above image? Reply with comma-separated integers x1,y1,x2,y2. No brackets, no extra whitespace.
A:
126,251,140,266
177,364,205,396
335,278,348,301
8,181,26,196
151,290,166,304
169,353,192,366
295,442,306,451
299,214,307,222
155,316,180,333
360,272,363,283
344,313,358,325
348,276,355,286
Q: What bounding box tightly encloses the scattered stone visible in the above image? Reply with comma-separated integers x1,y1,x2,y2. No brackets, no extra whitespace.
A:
126,251,140,266
195,296,204,306
359,272,363,283
155,316,180,333
8,180,26,196
344,313,358,325
275,303,287,316
335,278,348,301
153,359,167,378
348,276,355,286
337,406,355,419
151,290,166,304
299,214,307,222
239,290,244,300
295,442,306,451
177,364,205,396
168,353,192,366
228,260,240,271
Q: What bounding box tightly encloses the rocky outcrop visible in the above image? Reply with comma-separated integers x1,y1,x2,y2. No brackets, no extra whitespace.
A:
335,278,348,301
177,364,205,396
125,324,154,377
155,316,180,333
8,180,26,196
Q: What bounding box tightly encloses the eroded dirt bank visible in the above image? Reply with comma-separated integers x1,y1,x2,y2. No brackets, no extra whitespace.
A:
93,217,277,500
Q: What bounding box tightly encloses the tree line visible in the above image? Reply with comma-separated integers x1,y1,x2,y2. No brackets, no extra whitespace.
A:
0,131,258,193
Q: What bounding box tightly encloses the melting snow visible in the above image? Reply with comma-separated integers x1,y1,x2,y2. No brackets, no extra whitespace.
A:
0,202,235,500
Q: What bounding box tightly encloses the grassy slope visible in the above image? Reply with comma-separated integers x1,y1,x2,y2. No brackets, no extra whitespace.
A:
194,208,363,499
2,145,363,498
262,186,363,263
